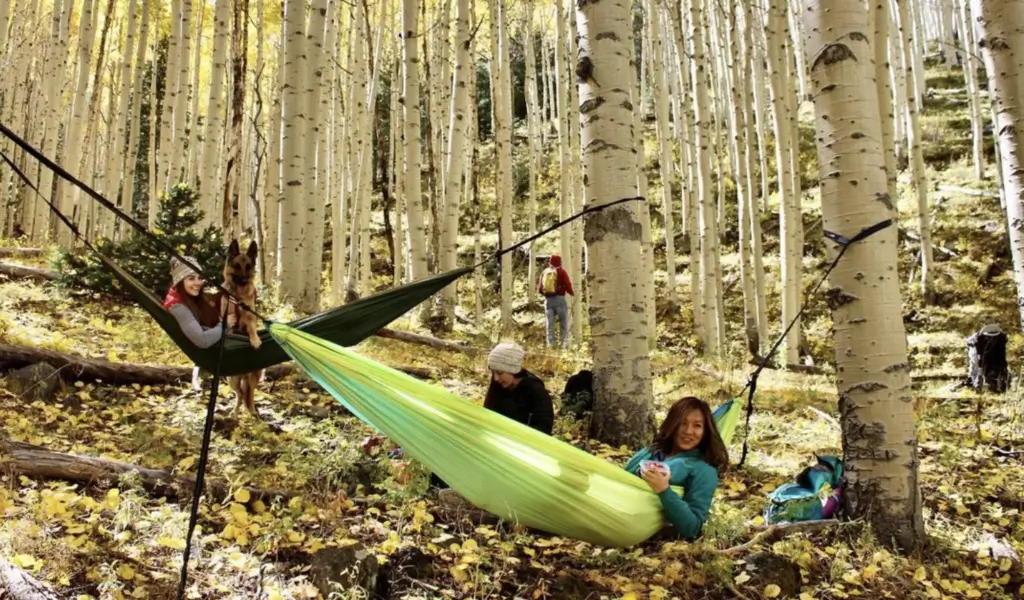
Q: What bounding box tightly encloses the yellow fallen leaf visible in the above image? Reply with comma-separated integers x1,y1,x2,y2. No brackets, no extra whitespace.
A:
764,584,781,598
621,593,640,600
234,489,251,503
914,566,927,582
799,594,816,600
12,554,36,569
157,535,186,550
117,564,135,580
735,572,751,585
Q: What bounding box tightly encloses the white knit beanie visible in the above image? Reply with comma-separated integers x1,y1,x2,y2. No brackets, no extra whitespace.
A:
487,342,525,374
170,256,202,288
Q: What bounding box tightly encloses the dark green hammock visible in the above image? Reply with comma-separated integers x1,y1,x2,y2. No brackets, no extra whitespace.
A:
99,253,473,377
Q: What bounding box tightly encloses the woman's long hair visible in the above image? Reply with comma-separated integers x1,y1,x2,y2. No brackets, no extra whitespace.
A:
174,281,220,328
650,397,729,472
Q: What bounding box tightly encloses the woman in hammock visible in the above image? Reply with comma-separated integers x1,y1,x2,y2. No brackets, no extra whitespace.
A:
626,397,729,540
163,256,235,349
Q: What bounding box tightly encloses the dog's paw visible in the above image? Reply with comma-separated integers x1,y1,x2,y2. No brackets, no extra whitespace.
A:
250,337,262,350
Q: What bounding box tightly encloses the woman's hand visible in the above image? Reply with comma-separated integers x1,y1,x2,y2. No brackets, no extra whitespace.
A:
642,467,670,493
227,312,237,328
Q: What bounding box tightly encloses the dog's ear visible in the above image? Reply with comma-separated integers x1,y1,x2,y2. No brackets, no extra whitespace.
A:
246,240,258,260
228,239,240,257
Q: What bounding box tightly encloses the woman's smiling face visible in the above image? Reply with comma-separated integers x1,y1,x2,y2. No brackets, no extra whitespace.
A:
182,273,204,297
674,409,706,452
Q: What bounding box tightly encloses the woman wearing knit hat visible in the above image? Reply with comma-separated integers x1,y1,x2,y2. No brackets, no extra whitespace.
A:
483,342,554,434
164,256,235,349
433,342,555,500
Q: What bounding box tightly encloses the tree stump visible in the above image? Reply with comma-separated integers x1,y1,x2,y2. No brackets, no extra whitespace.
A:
7,363,61,401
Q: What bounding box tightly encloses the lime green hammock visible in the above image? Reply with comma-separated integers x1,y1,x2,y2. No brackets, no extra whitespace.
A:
269,323,742,548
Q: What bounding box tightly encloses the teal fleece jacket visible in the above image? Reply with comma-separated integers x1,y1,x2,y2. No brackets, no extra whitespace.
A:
625,447,719,539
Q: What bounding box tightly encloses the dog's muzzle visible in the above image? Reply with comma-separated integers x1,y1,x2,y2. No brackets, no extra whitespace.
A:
232,275,250,286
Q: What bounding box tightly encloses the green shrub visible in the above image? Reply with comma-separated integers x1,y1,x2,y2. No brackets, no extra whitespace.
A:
53,185,224,298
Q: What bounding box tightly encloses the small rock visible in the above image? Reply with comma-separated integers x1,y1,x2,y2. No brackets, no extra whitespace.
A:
739,552,801,598
10,362,61,402
310,543,379,598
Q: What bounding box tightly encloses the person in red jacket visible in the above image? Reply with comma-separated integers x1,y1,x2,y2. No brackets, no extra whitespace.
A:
537,254,574,347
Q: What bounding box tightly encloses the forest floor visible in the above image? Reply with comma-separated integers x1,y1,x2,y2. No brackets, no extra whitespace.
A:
2,67,1024,599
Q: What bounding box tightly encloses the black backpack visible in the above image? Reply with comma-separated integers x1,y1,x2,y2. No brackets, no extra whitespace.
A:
967,325,1010,393
561,370,594,420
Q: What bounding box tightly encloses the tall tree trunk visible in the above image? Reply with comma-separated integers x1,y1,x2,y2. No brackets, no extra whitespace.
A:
56,0,97,244
295,0,329,312
489,0,514,331
869,0,899,213
265,14,285,280
277,0,308,303
184,1,205,185
155,0,182,194
402,0,429,293
959,0,986,180
222,0,249,239
727,0,758,356
896,0,934,302
766,0,801,365
438,0,472,330
648,0,678,309
167,0,193,185
803,0,922,552
691,0,722,356
567,5,585,344
631,5,656,347
973,0,1024,329
119,0,151,240
576,0,654,447
198,0,231,229
524,0,540,306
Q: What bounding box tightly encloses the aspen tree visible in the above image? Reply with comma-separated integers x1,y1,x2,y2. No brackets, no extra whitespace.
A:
198,0,231,229
972,0,1024,329
958,0,986,179
647,0,677,308
576,0,654,447
402,0,429,292
803,0,923,551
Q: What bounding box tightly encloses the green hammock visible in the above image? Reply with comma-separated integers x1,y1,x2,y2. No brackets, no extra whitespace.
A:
269,322,742,548
96,253,473,377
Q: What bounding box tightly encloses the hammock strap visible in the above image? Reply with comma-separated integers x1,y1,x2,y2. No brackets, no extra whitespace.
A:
0,122,269,322
175,307,229,600
737,218,893,467
484,195,646,266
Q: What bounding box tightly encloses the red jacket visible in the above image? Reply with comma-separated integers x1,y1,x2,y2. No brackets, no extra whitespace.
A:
537,266,574,297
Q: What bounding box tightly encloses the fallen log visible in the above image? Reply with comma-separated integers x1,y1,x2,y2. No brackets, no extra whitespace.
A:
0,262,57,282
0,247,43,258
0,556,61,600
0,342,436,387
0,439,294,506
718,520,857,556
376,327,480,356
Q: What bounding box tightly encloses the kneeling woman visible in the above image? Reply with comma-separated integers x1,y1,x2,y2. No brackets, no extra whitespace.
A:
625,397,729,540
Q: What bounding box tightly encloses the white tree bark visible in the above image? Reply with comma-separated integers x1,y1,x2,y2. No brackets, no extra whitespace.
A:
296,0,331,312
402,0,429,290
691,0,722,356
766,0,801,365
567,5,585,343
118,0,151,241
167,0,193,185
438,0,472,327
155,0,182,194
56,0,97,244
28,0,68,239
630,6,656,346
265,16,285,280
576,0,654,447
101,0,140,241
803,0,923,551
198,0,230,229
277,0,308,303
869,0,899,212
648,0,678,308
896,0,935,301
973,0,1024,329
489,0,514,330
184,1,205,185
958,0,986,180
524,0,540,305
390,57,404,286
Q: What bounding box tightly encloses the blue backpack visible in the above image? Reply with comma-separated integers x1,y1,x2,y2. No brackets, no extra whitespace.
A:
764,455,843,524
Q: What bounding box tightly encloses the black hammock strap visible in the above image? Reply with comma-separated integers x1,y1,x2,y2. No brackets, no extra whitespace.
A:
736,218,893,468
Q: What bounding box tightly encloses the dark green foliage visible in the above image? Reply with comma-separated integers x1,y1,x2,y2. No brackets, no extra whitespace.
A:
53,185,224,298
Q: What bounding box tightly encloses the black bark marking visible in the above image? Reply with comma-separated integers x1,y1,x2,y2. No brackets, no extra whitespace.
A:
849,381,887,393
583,205,642,245
852,132,865,139
884,362,910,374
620,99,633,111
811,43,857,71
580,97,605,114
822,83,837,93
875,192,894,210
826,287,858,309
576,56,599,86
848,31,868,42
596,31,620,42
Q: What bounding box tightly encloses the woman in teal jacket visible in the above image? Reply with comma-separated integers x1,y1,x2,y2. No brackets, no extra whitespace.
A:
625,397,729,539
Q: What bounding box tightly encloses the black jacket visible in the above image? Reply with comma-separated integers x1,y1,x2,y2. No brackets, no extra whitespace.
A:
483,370,554,434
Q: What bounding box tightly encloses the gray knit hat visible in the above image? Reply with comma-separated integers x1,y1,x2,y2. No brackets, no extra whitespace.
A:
170,256,202,288
487,342,525,374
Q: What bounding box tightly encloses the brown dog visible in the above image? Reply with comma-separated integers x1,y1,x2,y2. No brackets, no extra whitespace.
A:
220,239,263,416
